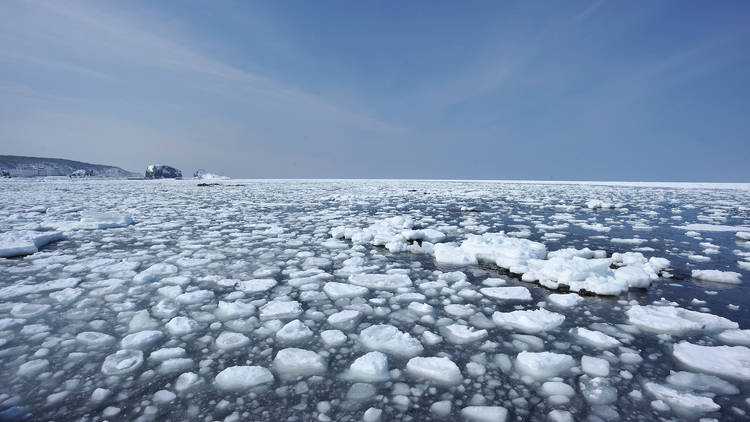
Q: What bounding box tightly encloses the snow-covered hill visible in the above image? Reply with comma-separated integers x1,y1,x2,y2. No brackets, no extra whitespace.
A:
0,155,137,178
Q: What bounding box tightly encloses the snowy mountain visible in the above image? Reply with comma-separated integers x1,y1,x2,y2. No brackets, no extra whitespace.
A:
0,155,138,178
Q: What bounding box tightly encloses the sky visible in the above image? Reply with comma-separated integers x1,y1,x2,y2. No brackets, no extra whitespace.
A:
1,0,749,181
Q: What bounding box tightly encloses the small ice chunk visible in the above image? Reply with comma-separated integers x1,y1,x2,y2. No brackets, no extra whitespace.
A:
76,331,116,349
515,351,575,380
570,327,621,349
691,269,742,284
460,406,508,422
547,293,583,308
539,381,575,397
272,348,326,378
348,273,412,290
440,324,488,344
581,356,610,377
101,349,144,375
359,324,424,358
120,330,164,350
166,316,199,336
347,351,390,382
259,300,303,320
323,282,368,300
327,310,362,331
153,390,176,404
406,356,463,386
214,366,274,391
276,320,314,343
321,329,347,347
479,286,532,302
215,301,254,321
644,382,720,416
492,309,565,333
236,278,277,294
215,332,251,351
176,290,215,305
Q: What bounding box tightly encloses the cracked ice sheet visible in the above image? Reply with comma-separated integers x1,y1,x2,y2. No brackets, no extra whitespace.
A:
0,178,749,421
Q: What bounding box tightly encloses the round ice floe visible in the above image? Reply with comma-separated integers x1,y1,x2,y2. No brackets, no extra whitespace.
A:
358,324,423,358
176,290,215,305
101,349,144,376
272,348,326,378
237,278,277,294
157,358,195,375
440,324,488,345
76,331,116,349
149,347,186,362
175,372,204,393
259,300,303,320
214,300,254,321
479,286,532,301
626,305,737,335
348,273,412,290
539,381,575,397
276,320,313,343
515,351,575,380
121,330,164,350
570,327,621,349
166,316,199,336
346,351,390,382
327,310,362,331
672,341,750,381
461,406,508,422
492,309,565,333
323,282,368,300
10,303,51,319
18,359,49,377
128,310,158,332
406,356,463,386
215,332,250,351
547,293,583,308
215,366,274,391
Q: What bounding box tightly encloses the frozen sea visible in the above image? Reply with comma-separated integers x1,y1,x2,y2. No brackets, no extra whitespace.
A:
1,178,749,421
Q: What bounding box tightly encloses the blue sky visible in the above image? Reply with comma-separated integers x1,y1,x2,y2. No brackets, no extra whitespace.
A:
1,0,749,180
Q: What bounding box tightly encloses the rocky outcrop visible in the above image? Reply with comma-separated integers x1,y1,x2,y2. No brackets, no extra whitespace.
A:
145,165,182,179
0,155,137,178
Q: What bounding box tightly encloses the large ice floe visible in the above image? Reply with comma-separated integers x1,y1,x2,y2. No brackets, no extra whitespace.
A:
0,178,749,421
